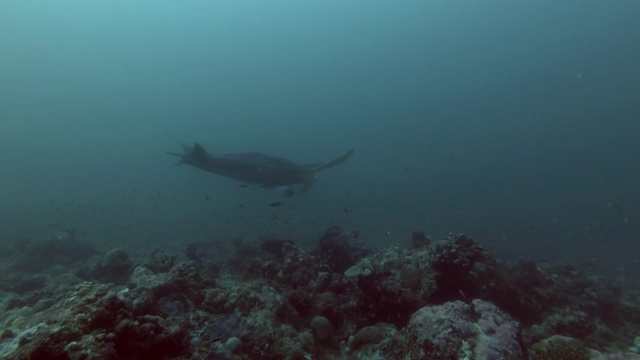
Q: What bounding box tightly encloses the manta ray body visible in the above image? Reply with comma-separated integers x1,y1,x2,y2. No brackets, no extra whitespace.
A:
167,143,354,196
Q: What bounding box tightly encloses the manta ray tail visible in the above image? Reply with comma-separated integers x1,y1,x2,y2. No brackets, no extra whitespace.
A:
314,149,355,172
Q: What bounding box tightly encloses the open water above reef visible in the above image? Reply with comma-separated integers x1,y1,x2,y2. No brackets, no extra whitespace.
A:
2,1,639,285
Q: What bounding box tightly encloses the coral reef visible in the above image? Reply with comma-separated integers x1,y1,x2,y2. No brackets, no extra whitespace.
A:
1,228,640,359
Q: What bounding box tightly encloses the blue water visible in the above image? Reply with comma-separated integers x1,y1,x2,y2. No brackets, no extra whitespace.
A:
1,1,639,282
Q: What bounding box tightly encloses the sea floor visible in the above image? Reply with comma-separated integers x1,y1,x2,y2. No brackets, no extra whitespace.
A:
1,226,640,359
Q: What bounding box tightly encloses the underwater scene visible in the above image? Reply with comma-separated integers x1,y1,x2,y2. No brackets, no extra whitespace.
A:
1,1,640,359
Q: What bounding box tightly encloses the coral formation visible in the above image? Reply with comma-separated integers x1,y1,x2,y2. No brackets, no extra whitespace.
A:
1,228,640,359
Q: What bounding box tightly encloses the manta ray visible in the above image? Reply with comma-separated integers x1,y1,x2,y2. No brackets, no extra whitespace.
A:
167,143,354,196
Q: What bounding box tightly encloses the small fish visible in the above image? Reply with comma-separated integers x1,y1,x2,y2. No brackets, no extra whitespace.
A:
623,218,638,227
276,186,295,198
238,204,246,208
269,202,284,207
608,202,622,212
240,184,249,188
459,289,467,299
205,194,210,201
342,208,349,214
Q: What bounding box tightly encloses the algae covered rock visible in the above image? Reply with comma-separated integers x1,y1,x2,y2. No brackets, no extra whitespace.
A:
530,335,589,360
350,325,385,349
310,315,334,341
144,249,176,273
76,248,133,283
344,258,374,278
384,299,525,360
